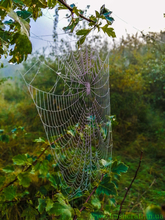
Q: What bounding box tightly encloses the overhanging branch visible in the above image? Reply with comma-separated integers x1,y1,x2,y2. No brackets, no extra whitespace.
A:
57,0,95,23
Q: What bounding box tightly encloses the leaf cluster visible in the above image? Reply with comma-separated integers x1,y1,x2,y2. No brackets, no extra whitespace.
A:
0,128,128,219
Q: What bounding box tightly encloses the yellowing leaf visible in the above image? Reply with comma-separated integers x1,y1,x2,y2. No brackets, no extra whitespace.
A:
12,154,27,165
18,172,31,187
7,8,30,37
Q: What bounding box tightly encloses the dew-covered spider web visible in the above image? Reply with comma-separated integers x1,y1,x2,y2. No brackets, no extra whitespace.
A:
21,45,113,198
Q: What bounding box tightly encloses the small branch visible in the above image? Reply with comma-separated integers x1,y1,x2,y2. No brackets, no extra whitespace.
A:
73,173,104,220
57,0,95,23
116,151,143,220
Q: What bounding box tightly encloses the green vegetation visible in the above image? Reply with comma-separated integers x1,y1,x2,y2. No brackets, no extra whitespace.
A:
0,32,165,219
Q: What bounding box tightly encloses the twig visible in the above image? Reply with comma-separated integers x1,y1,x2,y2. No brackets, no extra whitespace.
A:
57,0,95,23
116,151,143,220
73,173,104,220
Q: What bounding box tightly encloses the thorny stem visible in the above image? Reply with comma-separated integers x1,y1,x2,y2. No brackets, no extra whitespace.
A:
73,173,104,220
116,151,143,220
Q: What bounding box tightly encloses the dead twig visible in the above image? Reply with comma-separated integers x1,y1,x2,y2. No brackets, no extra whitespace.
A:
116,151,143,220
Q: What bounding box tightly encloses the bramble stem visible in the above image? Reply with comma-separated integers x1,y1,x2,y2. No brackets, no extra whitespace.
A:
116,151,143,220
73,173,104,220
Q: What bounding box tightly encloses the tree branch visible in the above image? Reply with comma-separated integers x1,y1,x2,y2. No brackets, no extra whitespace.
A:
57,0,95,23
73,173,104,220
116,151,143,220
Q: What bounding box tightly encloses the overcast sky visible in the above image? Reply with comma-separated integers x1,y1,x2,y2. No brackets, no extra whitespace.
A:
30,0,165,51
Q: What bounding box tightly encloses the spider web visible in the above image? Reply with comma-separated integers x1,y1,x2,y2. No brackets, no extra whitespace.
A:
21,45,113,198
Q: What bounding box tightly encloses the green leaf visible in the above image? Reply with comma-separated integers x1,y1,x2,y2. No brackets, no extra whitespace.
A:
48,0,51,8
9,33,32,64
111,161,128,175
83,203,94,212
74,208,81,217
34,137,45,143
49,202,72,220
32,162,40,172
100,4,110,15
76,29,91,36
91,211,105,220
95,10,100,18
72,6,79,16
101,25,116,38
45,154,52,161
70,191,83,200
46,198,54,212
0,0,12,11
13,0,24,5
91,197,101,209
21,206,38,219
39,186,47,196
63,18,79,33
110,198,116,206
2,165,14,173
96,176,117,196
105,16,114,24
38,198,46,213
27,157,33,165
16,10,32,20
49,174,57,188
79,211,91,219
3,185,16,201
39,160,49,176
89,15,97,22
103,11,112,17
77,36,86,48
18,172,31,187
12,154,27,165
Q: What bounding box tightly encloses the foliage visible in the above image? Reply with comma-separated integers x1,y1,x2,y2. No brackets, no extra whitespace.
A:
0,126,128,219
1,32,165,218
0,0,115,64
